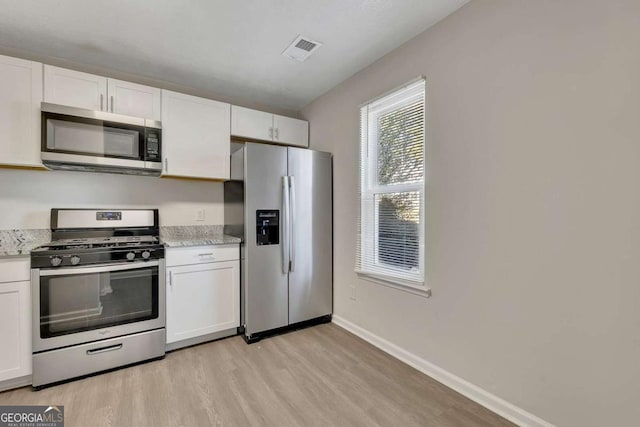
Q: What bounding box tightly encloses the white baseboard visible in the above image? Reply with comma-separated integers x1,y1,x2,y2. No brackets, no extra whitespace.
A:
0,374,31,392
332,315,554,427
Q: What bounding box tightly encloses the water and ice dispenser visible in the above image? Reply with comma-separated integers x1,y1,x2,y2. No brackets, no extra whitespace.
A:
256,210,279,246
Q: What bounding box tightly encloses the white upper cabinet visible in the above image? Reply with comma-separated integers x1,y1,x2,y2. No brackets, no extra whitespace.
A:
44,65,107,111
231,105,309,147
107,78,161,121
0,55,43,168
273,114,309,147
44,65,160,120
231,106,274,141
161,90,230,180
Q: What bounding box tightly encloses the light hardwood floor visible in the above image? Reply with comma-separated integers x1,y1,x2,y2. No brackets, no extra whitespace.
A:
0,324,514,426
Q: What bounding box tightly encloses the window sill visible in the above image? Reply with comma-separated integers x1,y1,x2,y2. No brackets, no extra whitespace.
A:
355,270,432,298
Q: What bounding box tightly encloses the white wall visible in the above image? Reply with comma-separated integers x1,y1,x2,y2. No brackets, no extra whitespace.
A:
0,168,223,229
301,1,640,426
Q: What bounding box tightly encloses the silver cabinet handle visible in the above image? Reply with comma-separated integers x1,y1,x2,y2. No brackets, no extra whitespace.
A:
164,157,168,172
110,95,114,112
100,94,104,111
87,343,122,355
269,127,274,140
289,175,295,272
198,253,214,257
274,128,279,140
169,270,173,288
282,176,290,274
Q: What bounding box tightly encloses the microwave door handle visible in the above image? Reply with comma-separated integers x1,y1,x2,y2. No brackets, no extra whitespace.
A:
141,130,148,162
39,260,159,277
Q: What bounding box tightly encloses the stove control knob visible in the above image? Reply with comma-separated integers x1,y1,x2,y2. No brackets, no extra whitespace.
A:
126,252,136,261
141,250,151,259
70,255,81,265
50,256,62,267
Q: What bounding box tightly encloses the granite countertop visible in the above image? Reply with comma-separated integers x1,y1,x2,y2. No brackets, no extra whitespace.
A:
0,229,51,258
160,225,241,248
0,226,241,257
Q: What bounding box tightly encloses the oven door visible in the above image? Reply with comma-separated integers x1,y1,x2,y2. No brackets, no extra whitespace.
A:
32,260,165,353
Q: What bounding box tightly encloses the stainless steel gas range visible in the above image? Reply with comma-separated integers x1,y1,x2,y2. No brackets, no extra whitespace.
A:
30,208,166,388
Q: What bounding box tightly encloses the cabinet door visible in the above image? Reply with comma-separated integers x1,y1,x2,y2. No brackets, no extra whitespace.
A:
107,78,161,120
0,55,43,167
273,114,309,148
166,260,240,344
44,65,107,111
0,281,31,382
161,90,230,180
230,105,274,142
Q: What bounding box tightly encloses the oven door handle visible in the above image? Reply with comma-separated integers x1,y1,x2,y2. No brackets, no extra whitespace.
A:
38,261,159,277
87,343,123,355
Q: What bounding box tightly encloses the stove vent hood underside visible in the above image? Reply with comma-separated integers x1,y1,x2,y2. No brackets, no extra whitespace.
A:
42,154,162,177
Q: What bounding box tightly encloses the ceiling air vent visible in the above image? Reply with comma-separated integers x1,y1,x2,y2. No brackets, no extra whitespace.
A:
282,35,322,62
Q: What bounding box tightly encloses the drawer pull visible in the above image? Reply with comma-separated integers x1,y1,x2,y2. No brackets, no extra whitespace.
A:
86,343,123,355
198,253,214,257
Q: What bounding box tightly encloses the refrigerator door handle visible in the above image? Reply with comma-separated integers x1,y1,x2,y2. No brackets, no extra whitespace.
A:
289,175,296,272
282,175,290,274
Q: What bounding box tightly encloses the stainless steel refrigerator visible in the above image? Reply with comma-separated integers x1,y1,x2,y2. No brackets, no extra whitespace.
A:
224,142,332,342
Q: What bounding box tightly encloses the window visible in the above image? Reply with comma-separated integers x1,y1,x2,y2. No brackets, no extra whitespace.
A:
356,78,426,291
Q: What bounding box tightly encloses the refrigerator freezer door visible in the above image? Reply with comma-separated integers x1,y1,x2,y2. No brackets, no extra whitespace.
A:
287,147,333,324
245,143,290,335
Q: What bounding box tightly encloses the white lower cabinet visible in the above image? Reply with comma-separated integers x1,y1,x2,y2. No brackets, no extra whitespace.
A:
166,245,239,348
0,258,31,384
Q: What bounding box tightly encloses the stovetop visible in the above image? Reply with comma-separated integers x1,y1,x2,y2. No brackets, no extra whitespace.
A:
31,237,164,268
31,235,164,269
31,208,164,268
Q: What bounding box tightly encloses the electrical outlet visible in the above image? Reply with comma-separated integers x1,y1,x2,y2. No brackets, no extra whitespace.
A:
349,285,356,301
196,209,205,222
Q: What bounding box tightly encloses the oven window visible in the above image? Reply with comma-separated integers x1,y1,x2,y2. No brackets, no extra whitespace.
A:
39,266,159,338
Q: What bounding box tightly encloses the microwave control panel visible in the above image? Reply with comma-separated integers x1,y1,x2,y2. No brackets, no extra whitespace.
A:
96,211,122,221
145,129,161,161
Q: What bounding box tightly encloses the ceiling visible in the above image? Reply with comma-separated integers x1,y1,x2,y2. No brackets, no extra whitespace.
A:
0,0,469,111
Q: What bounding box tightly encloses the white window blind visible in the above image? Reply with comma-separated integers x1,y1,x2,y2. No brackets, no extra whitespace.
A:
356,79,426,290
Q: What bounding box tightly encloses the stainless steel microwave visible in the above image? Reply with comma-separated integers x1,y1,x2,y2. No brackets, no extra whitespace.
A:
41,102,162,176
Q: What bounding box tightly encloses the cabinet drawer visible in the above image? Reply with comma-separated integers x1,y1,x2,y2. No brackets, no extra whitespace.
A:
0,257,30,283
166,244,239,267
